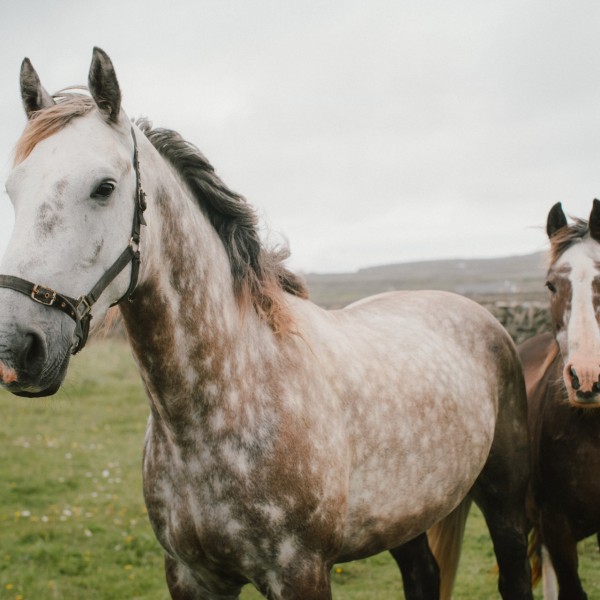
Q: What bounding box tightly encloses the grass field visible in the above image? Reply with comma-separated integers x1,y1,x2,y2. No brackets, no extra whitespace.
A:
1,339,600,599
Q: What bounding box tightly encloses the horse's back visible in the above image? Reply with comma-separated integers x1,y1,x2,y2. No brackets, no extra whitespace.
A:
341,289,521,383
343,289,512,349
336,290,521,406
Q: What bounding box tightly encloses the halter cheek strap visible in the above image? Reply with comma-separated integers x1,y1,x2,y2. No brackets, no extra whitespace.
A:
0,125,147,354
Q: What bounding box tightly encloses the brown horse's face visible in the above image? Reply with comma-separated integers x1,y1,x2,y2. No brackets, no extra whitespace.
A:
547,238,600,407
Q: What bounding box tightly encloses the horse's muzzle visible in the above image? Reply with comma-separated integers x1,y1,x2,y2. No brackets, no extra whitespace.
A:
0,320,71,397
564,363,600,408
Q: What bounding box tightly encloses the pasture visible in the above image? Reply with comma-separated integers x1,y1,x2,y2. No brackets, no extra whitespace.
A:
1,338,600,599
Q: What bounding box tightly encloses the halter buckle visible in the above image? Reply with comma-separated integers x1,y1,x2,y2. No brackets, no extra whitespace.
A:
31,284,57,306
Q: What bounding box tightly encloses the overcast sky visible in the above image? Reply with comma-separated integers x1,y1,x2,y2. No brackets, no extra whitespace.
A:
1,1,599,273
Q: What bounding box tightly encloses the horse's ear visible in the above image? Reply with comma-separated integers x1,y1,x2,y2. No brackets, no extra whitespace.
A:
547,202,568,238
589,199,600,243
20,58,55,119
88,47,121,123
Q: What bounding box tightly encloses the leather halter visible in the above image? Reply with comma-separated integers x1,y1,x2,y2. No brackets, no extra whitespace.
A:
0,125,147,354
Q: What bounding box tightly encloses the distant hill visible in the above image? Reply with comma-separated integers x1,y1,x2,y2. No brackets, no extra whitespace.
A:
304,252,549,308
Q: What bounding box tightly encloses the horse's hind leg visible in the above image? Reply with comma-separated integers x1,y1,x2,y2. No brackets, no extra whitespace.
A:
470,434,532,599
470,375,532,599
471,486,532,600
389,532,440,600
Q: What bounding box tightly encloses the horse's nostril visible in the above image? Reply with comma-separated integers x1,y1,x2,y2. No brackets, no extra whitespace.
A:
19,330,47,376
25,332,42,364
570,366,580,390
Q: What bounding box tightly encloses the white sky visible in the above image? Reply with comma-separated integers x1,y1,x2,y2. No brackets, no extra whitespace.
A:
1,1,599,273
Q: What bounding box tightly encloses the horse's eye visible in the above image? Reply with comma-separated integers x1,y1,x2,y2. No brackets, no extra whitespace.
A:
92,182,115,198
546,281,557,294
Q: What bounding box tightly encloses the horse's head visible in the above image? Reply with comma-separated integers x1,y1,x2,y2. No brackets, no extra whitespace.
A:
546,200,600,407
0,48,143,397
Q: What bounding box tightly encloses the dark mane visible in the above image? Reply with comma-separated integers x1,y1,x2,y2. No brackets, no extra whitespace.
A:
549,218,589,264
136,119,309,335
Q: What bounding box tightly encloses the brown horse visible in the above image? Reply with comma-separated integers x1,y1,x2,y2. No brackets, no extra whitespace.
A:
520,200,600,600
0,48,532,599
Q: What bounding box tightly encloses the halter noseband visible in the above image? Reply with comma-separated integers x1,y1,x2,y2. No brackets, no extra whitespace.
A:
0,125,147,354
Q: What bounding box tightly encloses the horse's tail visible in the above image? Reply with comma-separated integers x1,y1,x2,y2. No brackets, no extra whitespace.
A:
528,525,542,587
428,496,472,600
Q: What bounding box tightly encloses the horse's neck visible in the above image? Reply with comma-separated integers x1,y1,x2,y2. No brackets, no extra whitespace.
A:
119,151,275,432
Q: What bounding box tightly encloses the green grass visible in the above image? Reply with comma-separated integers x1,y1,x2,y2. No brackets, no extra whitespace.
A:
1,339,599,599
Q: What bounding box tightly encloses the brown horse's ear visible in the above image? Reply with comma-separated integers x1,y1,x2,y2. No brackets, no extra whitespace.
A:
547,202,568,238
88,47,121,123
20,58,55,119
589,199,600,243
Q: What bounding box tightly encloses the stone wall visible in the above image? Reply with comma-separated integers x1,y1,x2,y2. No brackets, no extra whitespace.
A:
483,301,551,345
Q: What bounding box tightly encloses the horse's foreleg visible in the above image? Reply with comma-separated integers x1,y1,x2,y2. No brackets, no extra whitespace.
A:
255,561,333,600
164,554,243,600
539,510,587,600
389,532,440,600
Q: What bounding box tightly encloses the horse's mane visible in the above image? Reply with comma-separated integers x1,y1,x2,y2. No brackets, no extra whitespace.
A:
13,91,309,336
137,119,308,335
549,217,589,264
